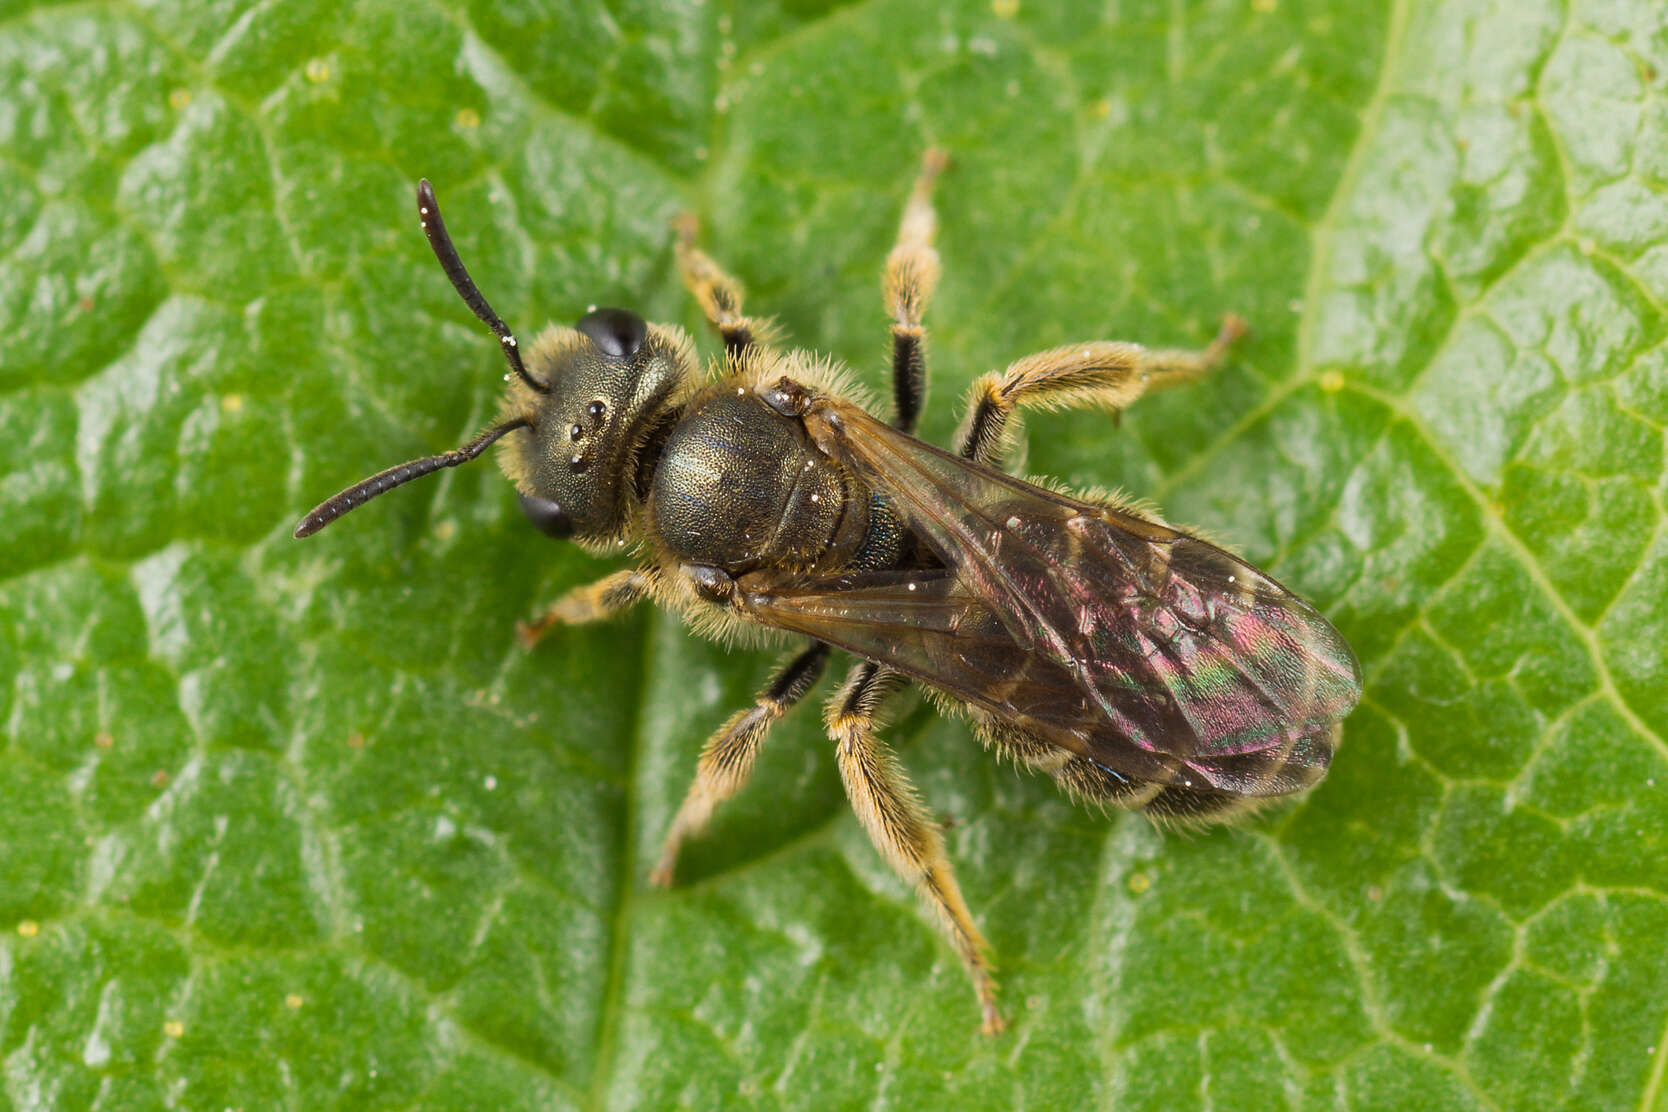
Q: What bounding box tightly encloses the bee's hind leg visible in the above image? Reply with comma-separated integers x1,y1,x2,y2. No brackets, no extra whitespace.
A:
517,567,655,649
883,149,947,434
956,314,1248,466
826,660,1005,1034
649,642,831,887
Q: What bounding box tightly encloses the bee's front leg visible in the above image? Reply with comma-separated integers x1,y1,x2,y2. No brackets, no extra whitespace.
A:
674,215,767,360
516,568,655,650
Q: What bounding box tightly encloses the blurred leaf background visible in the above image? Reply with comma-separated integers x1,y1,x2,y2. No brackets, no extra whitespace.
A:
2,0,1666,1108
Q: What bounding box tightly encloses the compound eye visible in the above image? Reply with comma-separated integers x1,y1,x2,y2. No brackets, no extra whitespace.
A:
576,307,647,358
519,492,574,539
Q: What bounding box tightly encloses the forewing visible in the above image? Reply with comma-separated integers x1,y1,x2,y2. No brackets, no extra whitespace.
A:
732,567,1194,785
781,396,1362,796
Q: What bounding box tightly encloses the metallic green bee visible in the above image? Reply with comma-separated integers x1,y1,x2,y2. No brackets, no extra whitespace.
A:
297,153,1362,1033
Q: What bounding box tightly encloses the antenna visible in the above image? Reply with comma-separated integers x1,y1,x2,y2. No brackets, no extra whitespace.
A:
293,418,532,538
416,178,548,393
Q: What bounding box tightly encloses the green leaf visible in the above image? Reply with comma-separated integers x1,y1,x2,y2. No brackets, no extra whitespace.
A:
3,0,1665,1108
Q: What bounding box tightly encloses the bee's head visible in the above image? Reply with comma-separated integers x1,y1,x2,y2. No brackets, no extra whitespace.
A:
502,307,691,543
293,180,692,546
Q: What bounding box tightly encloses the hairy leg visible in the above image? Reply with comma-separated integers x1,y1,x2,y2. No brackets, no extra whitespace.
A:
674,213,768,361
517,567,655,649
826,660,1004,1034
957,314,1248,466
649,642,831,887
884,149,947,434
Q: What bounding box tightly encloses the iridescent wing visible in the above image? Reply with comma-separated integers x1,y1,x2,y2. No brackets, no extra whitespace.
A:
730,393,1362,798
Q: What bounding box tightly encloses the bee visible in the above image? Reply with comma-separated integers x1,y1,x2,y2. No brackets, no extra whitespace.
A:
296,152,1362,1034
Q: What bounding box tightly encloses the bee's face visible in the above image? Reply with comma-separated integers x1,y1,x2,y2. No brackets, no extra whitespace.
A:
506,308,694,542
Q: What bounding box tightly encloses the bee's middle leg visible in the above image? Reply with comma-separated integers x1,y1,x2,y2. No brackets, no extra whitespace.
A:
955,314,1248,466
649,641,831,887
826,660,1005,1034
883,149,947,434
